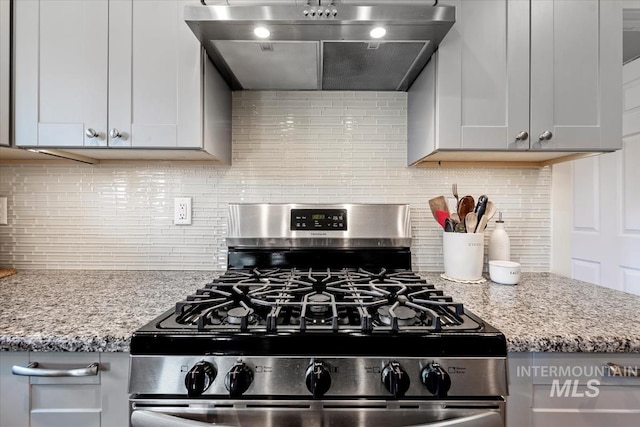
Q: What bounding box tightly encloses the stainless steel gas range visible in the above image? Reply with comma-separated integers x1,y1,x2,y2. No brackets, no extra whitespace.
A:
128,204,508,427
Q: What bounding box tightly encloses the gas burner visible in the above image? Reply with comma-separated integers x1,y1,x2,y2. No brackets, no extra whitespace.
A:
377,305,418,326
227,306,254,325
307,293,331,314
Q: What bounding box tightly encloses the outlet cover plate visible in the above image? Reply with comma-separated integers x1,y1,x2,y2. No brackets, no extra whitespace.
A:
174,197,192,225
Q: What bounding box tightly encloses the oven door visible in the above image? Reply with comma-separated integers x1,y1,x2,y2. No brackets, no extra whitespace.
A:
130,399,505,427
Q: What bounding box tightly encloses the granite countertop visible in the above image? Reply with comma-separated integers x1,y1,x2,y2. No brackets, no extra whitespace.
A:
1,270,640,353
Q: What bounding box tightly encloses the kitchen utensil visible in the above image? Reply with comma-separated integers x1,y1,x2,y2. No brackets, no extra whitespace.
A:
475,202,496,233
457,195,474,222
475,213,489,233
444,218,455,232
452,183,459,211
454,221,466,233
428,196,449,222
464,212,478,234
484,201,497,221
435,210,450,229
450,213,460,224
489,260,521,285
473,195,488,231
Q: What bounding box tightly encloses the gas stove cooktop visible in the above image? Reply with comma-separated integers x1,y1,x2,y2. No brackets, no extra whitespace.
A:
132,266,505,357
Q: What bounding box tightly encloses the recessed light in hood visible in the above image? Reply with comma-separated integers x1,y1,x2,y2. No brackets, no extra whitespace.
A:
184,1,456,91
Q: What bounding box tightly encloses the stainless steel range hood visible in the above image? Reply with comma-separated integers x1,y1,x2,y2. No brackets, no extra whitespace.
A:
184,1,455,91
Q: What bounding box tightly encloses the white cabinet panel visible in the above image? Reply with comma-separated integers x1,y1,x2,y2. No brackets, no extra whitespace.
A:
530,0,603,151
0,352,130,427
0,0,10,147
31,411,101,427
14,0,229,157
508,353,640,427
108,0,202,148
408,0,622,164
15,0,109,147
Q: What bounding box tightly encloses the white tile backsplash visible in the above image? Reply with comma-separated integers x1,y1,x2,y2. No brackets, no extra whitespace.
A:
0,91,551,271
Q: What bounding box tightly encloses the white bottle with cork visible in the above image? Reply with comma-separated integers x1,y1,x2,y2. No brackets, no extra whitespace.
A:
488,212,510,261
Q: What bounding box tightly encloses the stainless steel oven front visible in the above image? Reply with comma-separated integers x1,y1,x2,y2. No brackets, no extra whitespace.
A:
129,355,507,427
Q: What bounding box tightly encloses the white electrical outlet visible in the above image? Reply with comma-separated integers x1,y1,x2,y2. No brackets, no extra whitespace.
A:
174,197,192,225
0,197,7,225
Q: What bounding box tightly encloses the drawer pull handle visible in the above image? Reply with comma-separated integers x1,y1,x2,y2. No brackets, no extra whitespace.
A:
11,362,99,377
607,362,639,377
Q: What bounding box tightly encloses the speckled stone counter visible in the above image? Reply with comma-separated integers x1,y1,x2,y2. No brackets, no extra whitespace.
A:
418,272,640,353
2,270,640,353
0,270,218,352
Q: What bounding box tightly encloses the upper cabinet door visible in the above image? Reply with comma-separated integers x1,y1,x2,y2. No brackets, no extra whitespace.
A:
439,0,530,151
530,0,622,151
1,0,10,147
14,0,109,147
109,0,202,148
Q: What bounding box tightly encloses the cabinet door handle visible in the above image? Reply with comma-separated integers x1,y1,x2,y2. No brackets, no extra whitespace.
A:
515,131,529,141
538,130,553,141
11,362,99,377
607,362,640,377
109,128,122,139
85,128,99,138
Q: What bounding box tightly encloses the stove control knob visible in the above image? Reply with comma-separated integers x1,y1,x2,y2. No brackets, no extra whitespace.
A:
185,361,217,398
421,362,451,398
382,361,410,398
225,362,254,397
305,361,332,398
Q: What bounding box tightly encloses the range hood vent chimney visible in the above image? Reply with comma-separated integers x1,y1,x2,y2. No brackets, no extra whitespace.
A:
185,1,456,91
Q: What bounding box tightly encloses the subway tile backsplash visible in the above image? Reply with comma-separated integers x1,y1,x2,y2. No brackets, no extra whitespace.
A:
0,91,550,271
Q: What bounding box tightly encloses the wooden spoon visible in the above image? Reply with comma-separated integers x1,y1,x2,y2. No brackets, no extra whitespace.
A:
484,201,497,221
464,212,478,234
457,195,475,222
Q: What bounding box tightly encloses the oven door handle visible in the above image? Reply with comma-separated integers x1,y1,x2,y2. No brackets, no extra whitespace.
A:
130,410,502,427
410,412,503,427
131,411,236,427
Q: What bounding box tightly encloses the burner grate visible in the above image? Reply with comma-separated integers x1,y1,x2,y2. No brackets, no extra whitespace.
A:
162,268,481,333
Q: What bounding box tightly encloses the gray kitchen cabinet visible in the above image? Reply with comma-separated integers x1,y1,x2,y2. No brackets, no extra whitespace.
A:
408,0,622,166
13,0,230,163
0,352,130,427
0,0,9,147
506,352,640,427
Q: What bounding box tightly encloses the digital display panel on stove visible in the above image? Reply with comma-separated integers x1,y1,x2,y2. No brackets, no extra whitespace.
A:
291,209,347,230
